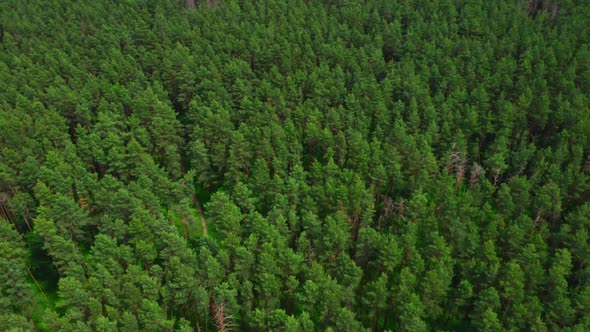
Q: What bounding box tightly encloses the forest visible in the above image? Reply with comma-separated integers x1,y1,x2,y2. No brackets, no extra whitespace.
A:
0,0,589,331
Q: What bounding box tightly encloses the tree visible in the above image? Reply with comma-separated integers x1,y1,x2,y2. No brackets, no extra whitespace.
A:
206,192,243,242
545,249,575,329
0,221,32,314
33,216,83,277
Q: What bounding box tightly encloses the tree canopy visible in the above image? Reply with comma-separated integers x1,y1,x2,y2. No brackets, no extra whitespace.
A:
1,0,590,331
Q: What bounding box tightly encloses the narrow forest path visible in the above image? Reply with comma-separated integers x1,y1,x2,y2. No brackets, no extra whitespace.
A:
192,190,208,236
181,168,209,236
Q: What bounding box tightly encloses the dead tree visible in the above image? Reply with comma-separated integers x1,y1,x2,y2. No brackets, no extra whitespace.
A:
185,0,196,9
211,301,235,332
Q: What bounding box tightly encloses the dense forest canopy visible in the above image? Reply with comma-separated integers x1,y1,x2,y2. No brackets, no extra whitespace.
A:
1,0,590,331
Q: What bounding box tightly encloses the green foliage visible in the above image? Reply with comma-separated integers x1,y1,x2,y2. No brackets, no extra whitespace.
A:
1,0,589,330
0,222,32,314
